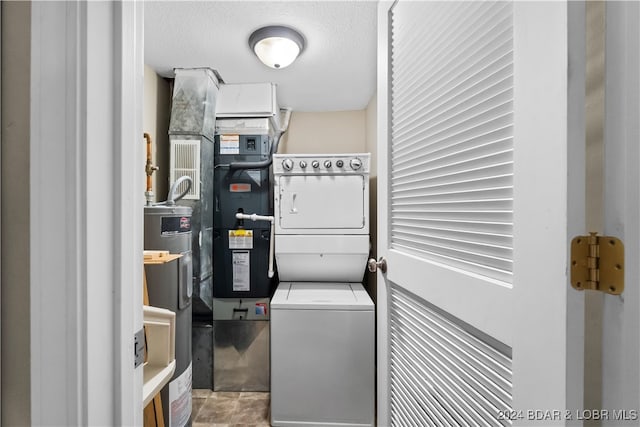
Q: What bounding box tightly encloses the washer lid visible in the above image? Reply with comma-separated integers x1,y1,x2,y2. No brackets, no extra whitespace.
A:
271,282,374,311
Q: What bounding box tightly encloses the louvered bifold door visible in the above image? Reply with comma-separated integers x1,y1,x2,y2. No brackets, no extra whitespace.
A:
389,286,512,427
390,1,514,284
386,1,515,425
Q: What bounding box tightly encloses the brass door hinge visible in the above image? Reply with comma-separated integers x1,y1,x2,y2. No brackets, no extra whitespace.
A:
571,232,624,295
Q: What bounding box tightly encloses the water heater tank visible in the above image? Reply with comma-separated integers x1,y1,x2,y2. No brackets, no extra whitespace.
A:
144,204,193,426
144,205,193,254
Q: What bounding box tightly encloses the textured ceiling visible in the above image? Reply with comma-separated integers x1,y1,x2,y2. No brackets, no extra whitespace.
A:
144,1,378,112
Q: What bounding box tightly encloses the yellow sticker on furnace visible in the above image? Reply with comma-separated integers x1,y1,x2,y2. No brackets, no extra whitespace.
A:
229,229,253,249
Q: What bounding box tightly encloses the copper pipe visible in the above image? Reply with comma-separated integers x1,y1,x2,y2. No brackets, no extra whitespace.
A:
144,133,158,193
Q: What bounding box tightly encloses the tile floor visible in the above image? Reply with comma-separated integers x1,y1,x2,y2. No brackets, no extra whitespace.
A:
191,390,271,427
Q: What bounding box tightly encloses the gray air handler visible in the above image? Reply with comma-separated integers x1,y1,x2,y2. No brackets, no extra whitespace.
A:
144,203,193,427
168,68,220,389
213,131,274,299
213,118,276,391
211,83,288,391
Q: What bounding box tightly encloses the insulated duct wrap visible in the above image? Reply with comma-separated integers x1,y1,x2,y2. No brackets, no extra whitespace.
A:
169,68,219,141
169,68,220,314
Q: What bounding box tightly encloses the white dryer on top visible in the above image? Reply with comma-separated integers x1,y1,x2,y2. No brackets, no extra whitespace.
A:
273,153,370,282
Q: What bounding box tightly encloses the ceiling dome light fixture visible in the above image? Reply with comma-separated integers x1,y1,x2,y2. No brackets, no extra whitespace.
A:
249,25,305,69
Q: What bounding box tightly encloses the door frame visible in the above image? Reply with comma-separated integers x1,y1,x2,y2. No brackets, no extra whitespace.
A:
29,2,143,425
376,0,395,426
375,1,392,424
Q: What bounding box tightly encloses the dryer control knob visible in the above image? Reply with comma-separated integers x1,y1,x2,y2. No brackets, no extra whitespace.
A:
336,160,344,168
350,158,362,170
299,160,307,169
282,158,294,171
312,160,320,169
324,160,332,169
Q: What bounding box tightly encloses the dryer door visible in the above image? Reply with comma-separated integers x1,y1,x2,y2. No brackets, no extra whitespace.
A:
278,175,365,230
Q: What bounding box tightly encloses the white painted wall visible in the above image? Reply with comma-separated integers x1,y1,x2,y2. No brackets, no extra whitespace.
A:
365,93,377,179
280,110,366,154
143,65,171,202
0,2,31,424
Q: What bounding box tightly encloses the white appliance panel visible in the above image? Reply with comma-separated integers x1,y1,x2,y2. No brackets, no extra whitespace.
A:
271,283,374,426
278,175,365,230
215,83,280,129
275,234,369,282
273,153,370,175
271,282,374,310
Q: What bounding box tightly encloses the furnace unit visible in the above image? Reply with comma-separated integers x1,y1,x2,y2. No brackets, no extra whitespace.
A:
213,129,274,299
211,83,289,391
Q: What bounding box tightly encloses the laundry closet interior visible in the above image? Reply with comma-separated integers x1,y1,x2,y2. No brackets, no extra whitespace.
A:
142,3,378,425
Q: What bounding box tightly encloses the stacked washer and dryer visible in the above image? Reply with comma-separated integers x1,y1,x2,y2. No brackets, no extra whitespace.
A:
270,153,375,427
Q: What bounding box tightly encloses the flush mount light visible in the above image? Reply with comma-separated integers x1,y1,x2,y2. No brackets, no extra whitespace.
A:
249,25,305,69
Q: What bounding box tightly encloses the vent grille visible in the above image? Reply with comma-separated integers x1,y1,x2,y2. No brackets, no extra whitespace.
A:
170,139,200,200
390,1,514,284
389,285,513,426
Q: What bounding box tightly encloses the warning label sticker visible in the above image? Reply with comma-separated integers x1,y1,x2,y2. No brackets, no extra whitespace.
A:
220,134,240,155
169,361,192,427
229,229,253,249
232,251,250,292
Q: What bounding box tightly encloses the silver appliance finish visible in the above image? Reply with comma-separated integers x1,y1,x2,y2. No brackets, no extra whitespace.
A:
143,205,193,426
213,321,269,392
213,297,271,392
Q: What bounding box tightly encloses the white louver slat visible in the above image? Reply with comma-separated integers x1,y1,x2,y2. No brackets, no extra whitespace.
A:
390,1,514,284
390,285,513,427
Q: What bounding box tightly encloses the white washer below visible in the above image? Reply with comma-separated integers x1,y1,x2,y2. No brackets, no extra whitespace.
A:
270,282,375,427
